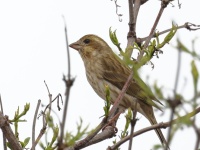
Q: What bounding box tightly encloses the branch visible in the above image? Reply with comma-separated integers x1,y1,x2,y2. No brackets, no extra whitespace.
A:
108,71,133,118
108,106,200,149
58,16,75,148
192,122,200,150
138,22,200,43
31,100,41,150
64,117,109,150
31,83,60,150
128,103,138,150
125,0,141,58
137,0,173,61
66,106,200,150
75,126,115,149
0,112,22,150
0,95,7,150
111,0,123,22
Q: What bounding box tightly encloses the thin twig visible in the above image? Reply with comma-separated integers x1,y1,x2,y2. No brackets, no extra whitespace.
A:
31,83,55,150
137,1,165,61
128,102,138,150
164,47,181,150
31,100,41,150
32,121,47,150
192,123,200,150
44,93,63,112
164,107,174,150
0,95,7,150
177,0,181,8
44,81,52,116
109,71,133,118
31,103,50,150
58,15,75,148
111,0,123,22
138,22,200,43
195,137,200,150
137,0,173,61
62,15,71,80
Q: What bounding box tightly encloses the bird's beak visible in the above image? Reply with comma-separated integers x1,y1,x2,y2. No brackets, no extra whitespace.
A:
69,41,82,51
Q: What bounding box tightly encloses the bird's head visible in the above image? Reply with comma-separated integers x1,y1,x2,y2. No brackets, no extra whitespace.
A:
69,34,112,60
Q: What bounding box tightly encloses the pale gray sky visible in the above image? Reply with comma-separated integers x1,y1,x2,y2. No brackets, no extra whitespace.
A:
0,1,200,150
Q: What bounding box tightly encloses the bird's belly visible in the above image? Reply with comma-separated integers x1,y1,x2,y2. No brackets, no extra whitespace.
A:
86,72,145,114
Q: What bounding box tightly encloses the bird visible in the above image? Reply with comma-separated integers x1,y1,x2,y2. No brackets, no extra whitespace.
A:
69,34,168,148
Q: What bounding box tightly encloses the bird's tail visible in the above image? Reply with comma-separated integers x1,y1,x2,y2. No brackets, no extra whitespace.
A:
145,109,170,150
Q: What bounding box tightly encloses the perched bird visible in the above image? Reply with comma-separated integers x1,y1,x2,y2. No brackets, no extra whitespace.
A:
69,34,168,147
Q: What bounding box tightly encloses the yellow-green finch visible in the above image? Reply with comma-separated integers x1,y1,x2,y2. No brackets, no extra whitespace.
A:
69,34,168,147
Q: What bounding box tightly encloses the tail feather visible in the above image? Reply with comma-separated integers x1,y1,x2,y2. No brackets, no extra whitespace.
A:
142,105,170,149
148,114,170,149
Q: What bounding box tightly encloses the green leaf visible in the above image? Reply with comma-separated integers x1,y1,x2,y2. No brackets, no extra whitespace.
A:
109,27,123,51
177,39,200,60
103,85,111,117
158,23,177,48
191,60,199,94
65,118,89,146
152,144,162,150
23,137,30,148
20,141,25,148
176,113,192,126
121,108,132,138
6,142,12,149
153,81,164,99
177,39,190,53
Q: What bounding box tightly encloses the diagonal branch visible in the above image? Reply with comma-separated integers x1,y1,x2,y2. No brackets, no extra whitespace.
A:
0,95,7,150
0,112,22,150
109,106,200,150
137,0,173,62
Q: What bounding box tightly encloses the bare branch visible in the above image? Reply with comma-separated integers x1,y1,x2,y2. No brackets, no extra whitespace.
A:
193,122,200,150
111,0,123,22
137,0,169,61
133,0,149,5
44,81,52,115
31,100,41,150
109,106,200,150
0,95,7,150
78,126,115,149
109,71,133,118
173,50,182,100
128,103,138,150
138,22,200,43
31,82,58,150
58,15,75,148
125,0,141,58
0,112,22,150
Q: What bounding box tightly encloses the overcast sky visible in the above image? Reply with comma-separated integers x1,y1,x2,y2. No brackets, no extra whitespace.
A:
0,1,200,150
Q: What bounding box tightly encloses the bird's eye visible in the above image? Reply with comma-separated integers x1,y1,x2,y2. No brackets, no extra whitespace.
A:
83,39,90,44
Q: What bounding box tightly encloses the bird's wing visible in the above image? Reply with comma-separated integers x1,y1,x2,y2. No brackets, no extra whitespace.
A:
102,57,162,110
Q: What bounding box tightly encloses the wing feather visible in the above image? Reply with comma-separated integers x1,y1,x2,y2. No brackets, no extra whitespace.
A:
102,55,162,110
